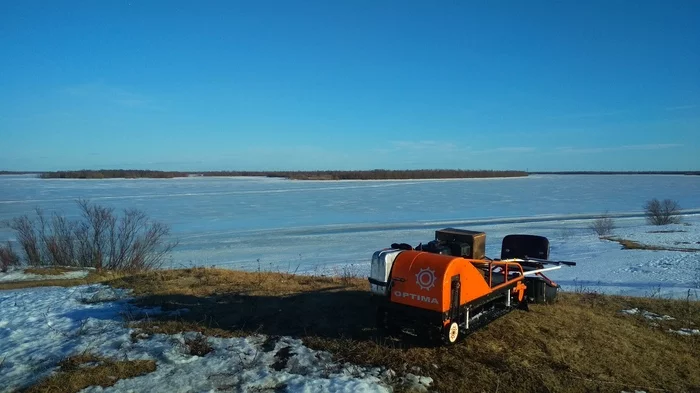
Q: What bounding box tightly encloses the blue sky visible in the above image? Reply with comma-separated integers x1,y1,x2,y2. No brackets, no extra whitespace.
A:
1,0,698,171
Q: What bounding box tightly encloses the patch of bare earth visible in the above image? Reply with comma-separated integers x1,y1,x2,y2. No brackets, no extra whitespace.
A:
602,236,700,252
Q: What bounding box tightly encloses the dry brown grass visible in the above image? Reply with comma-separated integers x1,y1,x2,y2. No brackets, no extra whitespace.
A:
23,266,84,276
24,353,156,393
116,268,370,339
307,292,700,393
108,268,700,393
602,236,700,252
109,267,367,297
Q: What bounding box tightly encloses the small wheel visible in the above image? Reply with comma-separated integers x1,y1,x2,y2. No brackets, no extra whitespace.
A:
444,322,459,344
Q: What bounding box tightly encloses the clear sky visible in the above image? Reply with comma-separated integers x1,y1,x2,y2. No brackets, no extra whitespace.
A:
1,0,698,171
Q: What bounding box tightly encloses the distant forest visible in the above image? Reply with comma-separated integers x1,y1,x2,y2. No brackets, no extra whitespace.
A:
10,169,697,180
39,170,189,179
0,171,42,175
37,169,528,180
210,169,527,180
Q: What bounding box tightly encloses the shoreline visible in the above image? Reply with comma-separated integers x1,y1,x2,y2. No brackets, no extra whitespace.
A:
30,169,529,181
2,170,698,180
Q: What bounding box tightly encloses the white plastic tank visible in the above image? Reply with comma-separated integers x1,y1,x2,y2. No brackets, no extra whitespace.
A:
369,249,403,296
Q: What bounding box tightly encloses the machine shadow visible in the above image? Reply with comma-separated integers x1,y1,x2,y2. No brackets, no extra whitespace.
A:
130,288,437,347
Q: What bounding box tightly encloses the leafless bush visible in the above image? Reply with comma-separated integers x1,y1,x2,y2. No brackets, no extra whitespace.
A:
6,200,177,272
589,212,615,236
9,214,42,265
43,213,78,266
643,198,682,225
0,241,20,272
338,264,360,286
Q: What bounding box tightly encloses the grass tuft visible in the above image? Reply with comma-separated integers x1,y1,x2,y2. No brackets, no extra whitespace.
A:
185,334,214,357
25,354,156,393
23,267,84,276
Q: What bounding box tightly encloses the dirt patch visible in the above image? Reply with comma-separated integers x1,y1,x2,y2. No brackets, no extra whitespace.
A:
261,336,280,352
602,237,700,252
271,346,293,371
25,354,156,393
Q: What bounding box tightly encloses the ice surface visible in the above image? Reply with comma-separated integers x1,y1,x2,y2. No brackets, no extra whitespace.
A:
0,285,396,393
1,174,699,298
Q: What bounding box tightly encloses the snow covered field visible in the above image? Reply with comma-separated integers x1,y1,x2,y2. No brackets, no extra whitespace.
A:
1,174,699,298
0,284,411,393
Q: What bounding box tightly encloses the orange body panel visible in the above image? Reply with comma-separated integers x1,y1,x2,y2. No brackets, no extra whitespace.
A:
389,251,493,313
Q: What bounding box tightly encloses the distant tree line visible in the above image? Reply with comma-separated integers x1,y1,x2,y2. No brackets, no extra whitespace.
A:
0,171,42,175
23,169,700,180
40,170,189,179
186,169,528,180
248,169,528,180
36,169,528,180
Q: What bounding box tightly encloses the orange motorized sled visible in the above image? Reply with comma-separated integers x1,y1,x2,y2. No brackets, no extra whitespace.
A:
368,228,576,344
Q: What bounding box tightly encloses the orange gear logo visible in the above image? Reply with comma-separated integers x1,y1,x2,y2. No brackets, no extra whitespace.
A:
415,267,436,291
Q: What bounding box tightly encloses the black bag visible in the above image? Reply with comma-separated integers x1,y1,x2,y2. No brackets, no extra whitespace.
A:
501,234,550,260
391,243,413,250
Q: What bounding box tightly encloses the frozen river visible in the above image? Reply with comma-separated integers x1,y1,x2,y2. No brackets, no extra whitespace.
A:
2,174,700,297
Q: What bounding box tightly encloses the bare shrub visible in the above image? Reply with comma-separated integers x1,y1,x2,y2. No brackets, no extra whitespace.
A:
0,241,21,272
643,198,682,225
43,213,79,266
9,214,42,265
6,200,177,272
338,264,360,286
76,200,116,269
589,212,615,236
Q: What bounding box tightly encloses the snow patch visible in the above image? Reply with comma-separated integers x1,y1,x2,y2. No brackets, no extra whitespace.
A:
620,308,675,321
0,268,89,282
80,286,130,304
0,285,403,393
667,328,700,336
